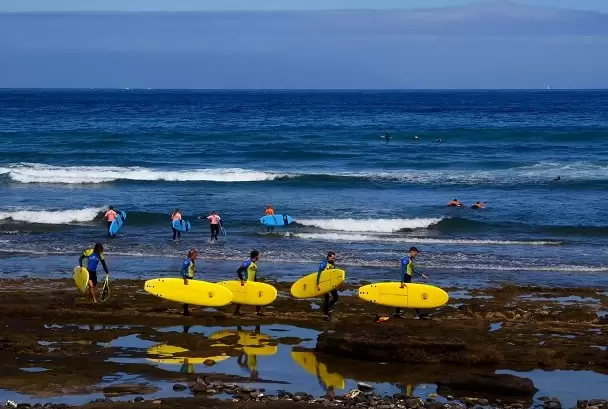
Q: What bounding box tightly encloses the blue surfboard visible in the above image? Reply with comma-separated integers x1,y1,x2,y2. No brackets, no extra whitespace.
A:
109,211,127,237
260,214,293,227
172,219,192,233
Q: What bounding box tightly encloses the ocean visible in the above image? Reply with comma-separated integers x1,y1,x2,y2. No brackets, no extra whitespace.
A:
1,89,607,289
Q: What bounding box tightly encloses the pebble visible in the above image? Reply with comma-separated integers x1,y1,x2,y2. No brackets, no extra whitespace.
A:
172,384,187,391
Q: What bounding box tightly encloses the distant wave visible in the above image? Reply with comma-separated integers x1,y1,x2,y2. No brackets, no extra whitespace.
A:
293,232,561,246
0,207,105,224
1,161,607,185
0,163,285,184
295,218,443,232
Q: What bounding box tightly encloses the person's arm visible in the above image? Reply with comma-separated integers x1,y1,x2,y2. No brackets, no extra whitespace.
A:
236,263,247,282
400,258,407,286
181,260,190,284
100,259,110,275
78,253,85,267
316,261,327,287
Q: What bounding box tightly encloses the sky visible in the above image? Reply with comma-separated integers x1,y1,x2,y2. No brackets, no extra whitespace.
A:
0,1,607,89
3,0,608,12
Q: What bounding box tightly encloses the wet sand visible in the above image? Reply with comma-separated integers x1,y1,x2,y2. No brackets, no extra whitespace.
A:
0,278,606,407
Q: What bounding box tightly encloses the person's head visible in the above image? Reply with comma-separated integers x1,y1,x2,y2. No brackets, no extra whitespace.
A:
109,206,114,210
187,248,198,260
409,247,420,258
476,201,480,205
175,208,180,213
93,243,103,254
327,251,336,263
250,250,260,261
453,199,458,202
212,210,217,215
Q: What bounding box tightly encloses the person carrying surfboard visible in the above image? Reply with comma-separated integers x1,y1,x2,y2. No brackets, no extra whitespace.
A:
78,243,110,304
264,204,275,232
234,250,262,316
104,206,117,235
318,251,339,321
207,211,222,242
395,247,429,319
171,208,182,241
180,248,197,316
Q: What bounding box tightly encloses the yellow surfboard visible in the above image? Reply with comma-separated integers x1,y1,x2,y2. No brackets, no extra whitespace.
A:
290,269,346,299
73,266,89,293
216,281,277,306
291,351,345,389
209,330,278,356
144,278,233,307
358,282,449,309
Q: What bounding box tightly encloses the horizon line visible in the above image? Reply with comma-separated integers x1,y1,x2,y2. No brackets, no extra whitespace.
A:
0,87,604,91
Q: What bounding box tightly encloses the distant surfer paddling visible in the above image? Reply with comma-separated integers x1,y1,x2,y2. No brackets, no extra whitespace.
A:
380,132,391,143
104,206,117,236
318,251,339,321
207,211,223,242
471,201,487,209
171,208,182,242
447,198,463,208
79,243,110,304
235,250,262,316
180,248,197,316
394,247,429,320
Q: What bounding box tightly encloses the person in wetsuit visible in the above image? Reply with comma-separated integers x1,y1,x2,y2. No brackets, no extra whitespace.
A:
234,250,262,316
264,204,276,232
171,208,182,241
394,247,429,319
471,201,487,209
79,243,110,304
318,251,339,321
180,248,198,316
447,199,463,207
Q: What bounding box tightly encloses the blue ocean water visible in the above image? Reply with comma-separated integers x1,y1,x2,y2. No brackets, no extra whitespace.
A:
1,90,607,288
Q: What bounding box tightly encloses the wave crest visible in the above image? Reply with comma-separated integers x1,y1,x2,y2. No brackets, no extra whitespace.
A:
295,218,442,232
0,207,105,224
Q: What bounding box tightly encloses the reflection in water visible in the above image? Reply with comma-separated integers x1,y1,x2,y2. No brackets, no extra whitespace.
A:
291,351,345,398
146,343,229,374
209,325,278,379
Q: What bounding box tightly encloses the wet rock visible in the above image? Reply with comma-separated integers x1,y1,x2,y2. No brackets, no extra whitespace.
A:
358,382,374,392
172,384,187,391
511,403,524,409
33,405,42,409
103,383,159,397
17,405,31,409
393,393,409,400
588,400,608,407
408,398,424,408
378,405,392,409
134,397,144,403
425,402,443,409
544,402,561,409
151,400,162,405
478,399,489,405
577,400,588,408
250,391,264,399
206,389,218,394
437,373,537,397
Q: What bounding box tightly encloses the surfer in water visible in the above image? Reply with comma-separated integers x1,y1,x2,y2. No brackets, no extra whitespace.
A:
104,206,117,236
235,250,262,316
447,199,463,207
471,201,487,209
180,248,197,316
265,204,275,232
395,247,429,319
171,208,182,242
79,243,110,304
207,211,222,242
381,133,391,143
318,251,339,321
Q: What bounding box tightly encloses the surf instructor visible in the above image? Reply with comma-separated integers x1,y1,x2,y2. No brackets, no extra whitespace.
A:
395,247,429,319
318,251,339,321
78,243,110,304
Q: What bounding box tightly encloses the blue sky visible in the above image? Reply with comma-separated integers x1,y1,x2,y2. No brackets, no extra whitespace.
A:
3,0,608,12
0,1,607,89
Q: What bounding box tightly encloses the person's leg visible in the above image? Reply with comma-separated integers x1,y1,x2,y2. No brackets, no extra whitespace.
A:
394,307,402,317
322,293,330,315
327,290,339,310
172,228,177,240
210,226,214,241
107,221,112,235
177,230,181,241
183,303,190,316
234,304,241,315
256,306,262,316
214,226,220,240
88,271,98,303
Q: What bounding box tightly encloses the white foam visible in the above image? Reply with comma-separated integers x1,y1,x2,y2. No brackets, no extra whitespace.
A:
294,232,561,246
0,207,105,224
296,218,442,232
0,163,285,184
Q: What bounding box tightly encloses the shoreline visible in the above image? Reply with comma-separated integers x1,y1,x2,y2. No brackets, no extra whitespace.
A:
0,278,606,408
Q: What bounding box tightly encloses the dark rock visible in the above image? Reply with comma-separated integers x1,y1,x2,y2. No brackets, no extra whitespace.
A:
408,398,424,408
17,405,32,409
393,393,409,400
425,402,443,409
378,405,392,409
358,382,374,392
479,399,489,405
589,400,608,407
544,402,561,409
172,384,187,391
103,383,159,397
134,397,144,403
577,400,588,408
437,374,537,397
33,405,42,409
511,404,524,409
